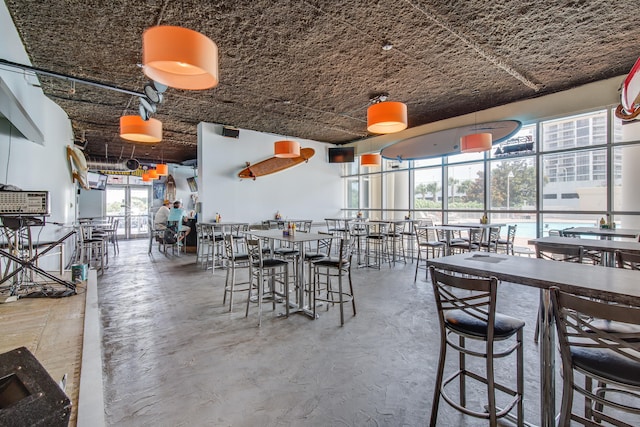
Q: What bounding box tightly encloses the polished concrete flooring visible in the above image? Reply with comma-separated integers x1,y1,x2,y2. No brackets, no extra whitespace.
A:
98,239,550,426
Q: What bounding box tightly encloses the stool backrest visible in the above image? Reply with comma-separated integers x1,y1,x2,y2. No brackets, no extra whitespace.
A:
429,266,499,342
246,239,264,266
551,288,640,370
536,242,583,262
616,250,640,270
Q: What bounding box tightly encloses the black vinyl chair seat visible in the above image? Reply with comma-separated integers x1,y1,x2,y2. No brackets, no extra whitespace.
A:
571,347,640,387
254,258,288,268
304,252,327,261
274,247,299,255
230,253,249,261
313,256,349,269
445,309,525,339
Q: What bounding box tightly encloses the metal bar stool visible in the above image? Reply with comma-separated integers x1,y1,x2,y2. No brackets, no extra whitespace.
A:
429,266,525,426
551,287,640,426
245,239,289,327
312,235,356,325
365,222,391,269
223,234,251,312
413,226,445,282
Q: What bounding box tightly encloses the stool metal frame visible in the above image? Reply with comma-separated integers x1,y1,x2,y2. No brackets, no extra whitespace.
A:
551,288,640,427
429,266,524,427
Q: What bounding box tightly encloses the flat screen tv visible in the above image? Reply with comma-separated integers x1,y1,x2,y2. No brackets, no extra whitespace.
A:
87,171,108,190
328,147,355,163
186,176,198,193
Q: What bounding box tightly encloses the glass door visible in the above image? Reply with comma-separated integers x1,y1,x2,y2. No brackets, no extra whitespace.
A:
106,185,151,239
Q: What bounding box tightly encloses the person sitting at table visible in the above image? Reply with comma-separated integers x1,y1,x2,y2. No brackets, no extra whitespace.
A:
167,200,191,243
154,199,171,230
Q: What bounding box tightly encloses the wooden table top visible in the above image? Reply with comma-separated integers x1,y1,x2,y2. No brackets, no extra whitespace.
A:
428,253,640,305
529,236,640,253
561,226,640,239
246,229,338,243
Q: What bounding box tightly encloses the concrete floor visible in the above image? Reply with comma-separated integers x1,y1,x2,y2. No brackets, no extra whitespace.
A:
97,239,549,426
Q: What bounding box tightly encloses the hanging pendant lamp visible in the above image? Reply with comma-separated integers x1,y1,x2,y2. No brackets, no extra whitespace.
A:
120,116,162,143
142,172,151,182
274,140,301,158
367,101,407,134
361,153,381,167
460,133,492,153
143,26,219,90
148,169,159,180
156,163,168,176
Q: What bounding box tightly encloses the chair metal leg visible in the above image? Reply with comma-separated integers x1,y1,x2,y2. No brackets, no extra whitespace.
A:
430,333,447,427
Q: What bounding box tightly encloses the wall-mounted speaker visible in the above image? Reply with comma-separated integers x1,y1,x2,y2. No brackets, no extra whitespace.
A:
222,126,239,138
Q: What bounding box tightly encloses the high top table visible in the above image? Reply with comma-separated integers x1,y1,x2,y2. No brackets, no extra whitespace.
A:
246,229,340,318
529,235,640,266
561,226,640,240
427,253,640,427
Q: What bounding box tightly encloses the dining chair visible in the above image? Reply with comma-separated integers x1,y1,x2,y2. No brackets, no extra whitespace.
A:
313,234,356,325
496,224,517,255
245,239,289,327
615,250,640,270
428,266,524,427
414,226,445,282
449,228,483,253
480,226,501,253
551,287,640,426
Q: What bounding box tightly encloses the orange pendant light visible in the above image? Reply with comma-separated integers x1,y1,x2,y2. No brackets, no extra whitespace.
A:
143,26,219,90
367,101,408,134
460,133,492,153
148,169,159,180
156,163,168,176
142,172,151,182
120,116,162,143
361,153,381,167
274,140,301,158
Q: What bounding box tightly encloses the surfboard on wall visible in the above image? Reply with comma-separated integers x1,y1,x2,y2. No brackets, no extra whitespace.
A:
166,175,176,202
66,145,89,190
238,148,315,180
615,56,640,121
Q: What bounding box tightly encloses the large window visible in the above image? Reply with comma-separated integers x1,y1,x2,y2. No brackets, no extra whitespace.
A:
342,108,640,237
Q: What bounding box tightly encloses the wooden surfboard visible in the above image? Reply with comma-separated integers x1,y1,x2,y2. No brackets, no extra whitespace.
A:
238,148,315,180
166,175,176,202
615,56,640,120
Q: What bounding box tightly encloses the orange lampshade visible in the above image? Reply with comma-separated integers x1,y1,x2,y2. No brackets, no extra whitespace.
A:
148,169,159,180
156,163,168,176
142,172,151,182
120,116,162,143
274,140,301,158
461,133,492,153
361,153,381,167
367,101,408,134
143,26,219,90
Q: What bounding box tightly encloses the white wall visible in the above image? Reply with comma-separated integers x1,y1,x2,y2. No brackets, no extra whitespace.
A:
197,123,343,224
0,1,78,268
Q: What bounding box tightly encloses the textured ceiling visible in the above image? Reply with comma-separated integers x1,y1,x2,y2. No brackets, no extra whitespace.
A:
3,0,638,165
